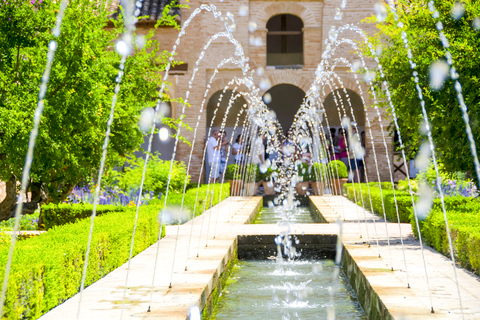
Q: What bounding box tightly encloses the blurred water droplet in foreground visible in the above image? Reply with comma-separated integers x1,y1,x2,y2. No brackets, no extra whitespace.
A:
334,8,343,21
139,108,154,132
159,127,170,142
374,2,388,22
451,2,465,21
238,5,248,16
263,92,272,104
429,60,449,91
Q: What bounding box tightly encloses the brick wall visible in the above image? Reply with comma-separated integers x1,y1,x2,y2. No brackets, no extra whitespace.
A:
134,0,394,182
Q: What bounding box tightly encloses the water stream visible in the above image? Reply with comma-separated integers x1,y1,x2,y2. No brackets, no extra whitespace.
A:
213,206,366,320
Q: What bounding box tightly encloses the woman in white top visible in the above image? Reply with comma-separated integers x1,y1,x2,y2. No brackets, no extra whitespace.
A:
232,134,244,163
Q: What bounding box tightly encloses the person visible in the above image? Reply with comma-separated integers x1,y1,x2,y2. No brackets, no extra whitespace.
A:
232,134,244,164
330,127,339,147
348,127,359,182
218,130,228,175
252,132,265,165
358,131,366,182
206,130,224,183
338,129,348,167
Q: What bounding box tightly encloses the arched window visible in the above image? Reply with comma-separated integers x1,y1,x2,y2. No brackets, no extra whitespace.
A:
266,14,303,68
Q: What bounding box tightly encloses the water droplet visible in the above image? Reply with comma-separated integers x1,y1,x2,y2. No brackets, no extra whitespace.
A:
116,40,130,56
263,92,272,104
256,67,265,76
248,21,257,33
254,37,262,46
136,35,145,49
374,2,388,22
451,2,465,21
473,17,480,31
259,78,272,90
334,8,343,20
328,26,337,42
189,306,201,320
364,70,376,83
226,12,236,32
238,5,248,16
340,0,347,9
49,41,57,51
159,127,170,141
376,44,383,56
352,60,362,72
429,60,449,91
138,108,154,132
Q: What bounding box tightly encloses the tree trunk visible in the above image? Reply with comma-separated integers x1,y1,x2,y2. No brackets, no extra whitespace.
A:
0,175,17,221
0,177,49,222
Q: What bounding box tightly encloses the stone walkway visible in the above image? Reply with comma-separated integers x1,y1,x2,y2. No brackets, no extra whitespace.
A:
40,195,480,320
311,196,480,320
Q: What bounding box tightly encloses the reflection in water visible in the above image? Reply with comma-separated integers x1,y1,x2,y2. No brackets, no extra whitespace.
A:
212,260,366,320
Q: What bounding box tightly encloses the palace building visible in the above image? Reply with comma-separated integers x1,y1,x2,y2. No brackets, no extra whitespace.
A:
128,0,398,182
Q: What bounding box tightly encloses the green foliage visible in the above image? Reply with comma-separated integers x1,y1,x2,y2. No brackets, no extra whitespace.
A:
0,204,164,319
345,183,412,222
0,210,40,231
0,183,229,318
164,183,230,217
363,0,480,182
296,163,310,182
310,163,327,182
41,203,127,230
111,154,189,195
328,160,348,179
245,164,260,182
224,164,241,181
345,183,480,275
0,0,184,206
414,200,480,276
259,167,274,182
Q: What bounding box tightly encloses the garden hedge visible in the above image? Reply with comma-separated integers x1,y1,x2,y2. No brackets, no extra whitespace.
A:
41,183,230,230
41,204,127,230
0,183,229,319
416,201,480,276
344,183,412,222
345,183,480,276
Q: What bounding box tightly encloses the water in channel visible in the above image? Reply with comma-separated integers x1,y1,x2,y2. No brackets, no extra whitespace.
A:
253,206,314,224
213,206,366,319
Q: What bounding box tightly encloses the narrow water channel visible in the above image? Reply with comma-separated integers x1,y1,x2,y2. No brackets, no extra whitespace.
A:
212,206,366,319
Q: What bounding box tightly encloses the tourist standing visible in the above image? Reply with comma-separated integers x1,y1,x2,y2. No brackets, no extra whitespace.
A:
338,129,348,167
207,130,221,183
232,134,244,164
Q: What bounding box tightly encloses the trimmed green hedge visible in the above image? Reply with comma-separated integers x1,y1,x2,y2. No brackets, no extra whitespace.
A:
0,183,229,319
41,184,230,230
345,183,480,276
165,183,230,217
41,204,127,230
344,183,412,222
0,205,163,319
417,201,480,276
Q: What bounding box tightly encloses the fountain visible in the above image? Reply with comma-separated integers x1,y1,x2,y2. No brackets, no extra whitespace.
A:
1,0,480,319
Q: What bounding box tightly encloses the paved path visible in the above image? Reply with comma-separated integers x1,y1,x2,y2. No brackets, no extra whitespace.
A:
311,196,480,320
40,195,480,320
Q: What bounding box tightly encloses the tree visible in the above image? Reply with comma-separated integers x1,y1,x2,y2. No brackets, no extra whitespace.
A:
364,0,480,182
0,0,181,220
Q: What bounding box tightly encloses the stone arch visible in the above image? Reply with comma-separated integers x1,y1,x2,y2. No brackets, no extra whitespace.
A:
260,71,311,95
253,2,320,29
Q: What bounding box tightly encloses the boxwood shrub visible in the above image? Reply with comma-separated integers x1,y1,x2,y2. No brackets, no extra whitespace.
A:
0,183,229,319
344,183,412,222
417,201,480,276
41,204,127,230
345,183,480,275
